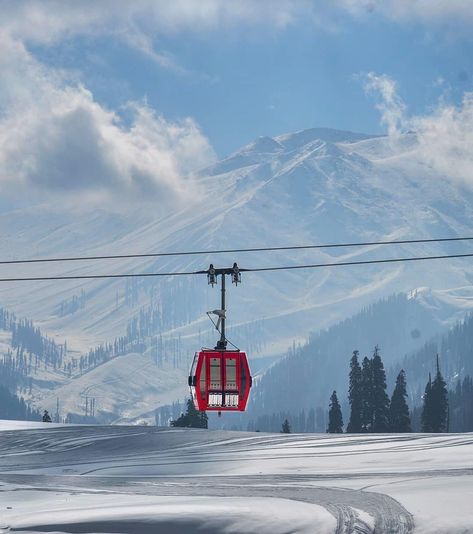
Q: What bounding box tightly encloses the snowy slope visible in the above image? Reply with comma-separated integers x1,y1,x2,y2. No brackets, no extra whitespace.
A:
1,127,473,420
2,422,473,532
38,351,188,424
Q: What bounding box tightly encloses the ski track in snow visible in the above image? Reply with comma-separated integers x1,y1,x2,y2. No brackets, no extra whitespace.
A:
8,425,471,533
1,424,472,532
6,425,473,533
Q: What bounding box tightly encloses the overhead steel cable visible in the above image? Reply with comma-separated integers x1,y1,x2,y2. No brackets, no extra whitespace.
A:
1,251,473,282
1,236,473,266
0,271,195,282
240,252,473,273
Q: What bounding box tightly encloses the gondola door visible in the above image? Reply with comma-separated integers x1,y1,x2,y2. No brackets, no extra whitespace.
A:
206,352,240,409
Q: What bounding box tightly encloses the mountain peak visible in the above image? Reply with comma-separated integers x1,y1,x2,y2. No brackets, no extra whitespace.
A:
275,127,375,151
240,136,283,154
205,127,376,176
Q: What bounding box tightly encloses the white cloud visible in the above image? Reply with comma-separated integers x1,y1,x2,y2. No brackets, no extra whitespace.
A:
0,1,305,46
1,0,471,54
0,34,215,210
0,1,471,87
411,93,473,188
1,1,471,211
0,1,304,212
364,73,406,137
365,71,473,189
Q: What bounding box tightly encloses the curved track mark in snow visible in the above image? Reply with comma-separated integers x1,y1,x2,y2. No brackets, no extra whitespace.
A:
9,426,468,533
0,473,414,533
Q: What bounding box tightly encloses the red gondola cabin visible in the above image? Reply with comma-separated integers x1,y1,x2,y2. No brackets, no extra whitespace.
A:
189,350,252,411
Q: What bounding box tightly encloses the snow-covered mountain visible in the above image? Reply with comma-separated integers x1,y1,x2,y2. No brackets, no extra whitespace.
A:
1,127,473,421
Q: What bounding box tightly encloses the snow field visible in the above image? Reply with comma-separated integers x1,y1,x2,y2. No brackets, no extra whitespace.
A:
0,491,335,534
2,423,473,532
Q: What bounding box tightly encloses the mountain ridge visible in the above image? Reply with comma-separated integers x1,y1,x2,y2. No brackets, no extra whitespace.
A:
1,126,473,422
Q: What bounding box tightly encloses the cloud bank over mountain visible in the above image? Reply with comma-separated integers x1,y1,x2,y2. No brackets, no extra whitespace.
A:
0,33,214,209
0,1,472,211
365,72,473,190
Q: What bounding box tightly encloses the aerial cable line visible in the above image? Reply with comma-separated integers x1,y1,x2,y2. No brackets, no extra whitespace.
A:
1,251,473,282
0,271,193,282
241,252,473,272
1,236,473,266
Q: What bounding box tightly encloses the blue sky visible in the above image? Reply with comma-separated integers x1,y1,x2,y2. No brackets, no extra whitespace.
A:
27,7,473,157
0,1,472,208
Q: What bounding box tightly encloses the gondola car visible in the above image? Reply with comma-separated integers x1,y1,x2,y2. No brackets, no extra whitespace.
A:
189,349,252,411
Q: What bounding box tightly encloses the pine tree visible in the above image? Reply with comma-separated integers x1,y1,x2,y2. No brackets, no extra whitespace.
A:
347,350,363,433
371,346,390,432
421,373,433,432
327,390,343,433
171,399,208,429
200,410,208,429
449,375,473,432
280,418,291,433
361,356,373,432
430,355,448,432
0,385,41,421
389,369,411,432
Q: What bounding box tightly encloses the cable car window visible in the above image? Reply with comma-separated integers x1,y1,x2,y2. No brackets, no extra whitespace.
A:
225,357,237,390
210,357,221,389
240,357,247,399
190,353,198,375
200,355,207,399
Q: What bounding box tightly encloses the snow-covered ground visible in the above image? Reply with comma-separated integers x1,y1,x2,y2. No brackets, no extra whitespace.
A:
1,422,472,533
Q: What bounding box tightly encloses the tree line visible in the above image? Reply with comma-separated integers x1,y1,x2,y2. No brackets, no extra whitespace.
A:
170,399,208,429
1,308,65,374
448,375,473,432
245,346,451,435
0,384,40,421
327,347,449,434
245,294,436,423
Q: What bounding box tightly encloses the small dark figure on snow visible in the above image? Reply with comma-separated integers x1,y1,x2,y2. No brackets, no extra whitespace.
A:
42,410,52,423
